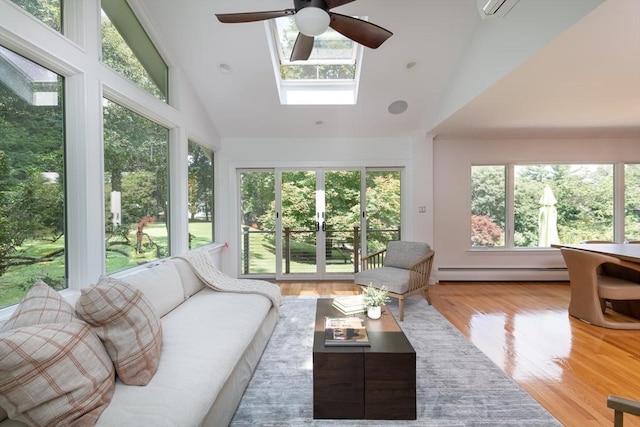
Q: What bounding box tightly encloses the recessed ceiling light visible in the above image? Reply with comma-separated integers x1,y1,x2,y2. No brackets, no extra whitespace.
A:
219,63,232,74
388,100,408,115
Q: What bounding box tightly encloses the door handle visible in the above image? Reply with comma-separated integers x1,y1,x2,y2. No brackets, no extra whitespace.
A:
316,222,320,232
322,221,326,232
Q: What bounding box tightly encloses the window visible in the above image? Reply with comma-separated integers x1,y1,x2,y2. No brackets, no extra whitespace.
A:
239,170,276,275
625,163,640,242
11,0,61,32
188,140,214,249
268,16,362,105
514,164,613,246
101,0,168,101
471,163,619,248
471,166,506,247
103,99,169,273
0,46,66,308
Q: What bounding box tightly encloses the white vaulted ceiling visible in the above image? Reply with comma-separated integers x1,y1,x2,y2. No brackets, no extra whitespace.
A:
132,0,640,139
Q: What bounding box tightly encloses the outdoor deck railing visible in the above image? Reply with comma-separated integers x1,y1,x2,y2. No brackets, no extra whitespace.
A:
241,226,401,275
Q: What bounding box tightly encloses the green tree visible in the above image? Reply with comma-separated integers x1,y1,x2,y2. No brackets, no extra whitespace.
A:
101,14,163,98
514,165,614,246
625,164,640,239
10,0,61,31
240,172,275,228
0,60,64,278
188,141,213,220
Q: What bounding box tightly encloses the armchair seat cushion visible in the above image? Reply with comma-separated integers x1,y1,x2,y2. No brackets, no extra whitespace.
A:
354,267,410,295
354,240,435,321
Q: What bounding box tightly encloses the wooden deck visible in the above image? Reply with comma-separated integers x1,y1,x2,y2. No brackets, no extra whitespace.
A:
276,281,640,427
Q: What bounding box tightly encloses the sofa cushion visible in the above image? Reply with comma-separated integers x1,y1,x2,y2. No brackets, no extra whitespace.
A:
116,261,184,317
354,266,411,294
172,257,205,299
76,278,162,386
0,322,115,427
94,290,273,427
0,281,75,332
384,241,431,269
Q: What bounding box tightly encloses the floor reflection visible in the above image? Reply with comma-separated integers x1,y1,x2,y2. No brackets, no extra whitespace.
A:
469,310,572,382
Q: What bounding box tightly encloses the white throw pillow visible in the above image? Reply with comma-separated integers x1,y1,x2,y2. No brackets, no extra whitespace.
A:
0,322,115,427
0,280,75,332
76,277,162,386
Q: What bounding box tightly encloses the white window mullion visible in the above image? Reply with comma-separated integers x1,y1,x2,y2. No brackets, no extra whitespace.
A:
506,164,515,248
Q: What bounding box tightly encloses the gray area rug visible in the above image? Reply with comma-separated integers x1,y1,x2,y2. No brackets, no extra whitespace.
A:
231,296,561,426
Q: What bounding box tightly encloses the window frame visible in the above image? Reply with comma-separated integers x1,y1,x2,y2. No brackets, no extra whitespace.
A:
0,44,68,308
470,162,630,250
101,0,169,101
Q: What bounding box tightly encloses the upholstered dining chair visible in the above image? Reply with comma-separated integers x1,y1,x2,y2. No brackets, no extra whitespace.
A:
560,248,640,329
354,241,434,321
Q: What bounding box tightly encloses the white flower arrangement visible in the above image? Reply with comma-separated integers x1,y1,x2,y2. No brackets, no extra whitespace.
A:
362,284,390,308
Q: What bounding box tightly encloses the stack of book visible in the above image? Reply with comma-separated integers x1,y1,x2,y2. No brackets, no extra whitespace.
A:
332,295,365,315
324,316,370,346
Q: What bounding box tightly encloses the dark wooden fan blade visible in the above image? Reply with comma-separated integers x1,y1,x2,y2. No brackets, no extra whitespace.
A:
328,13,392,49
216,9,294,23
325,0,356,9
290,33,315,61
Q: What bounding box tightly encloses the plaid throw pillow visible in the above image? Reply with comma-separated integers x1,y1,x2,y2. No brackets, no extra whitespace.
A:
0,281,76,332
0,321,115,427
76,277,162,386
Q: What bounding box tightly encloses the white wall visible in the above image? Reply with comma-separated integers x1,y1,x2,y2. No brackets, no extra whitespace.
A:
433,137,640,281
429,0,604,132
217,134,434,275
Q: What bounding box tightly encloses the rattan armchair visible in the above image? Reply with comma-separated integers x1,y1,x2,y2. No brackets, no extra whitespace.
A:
354,241,434,321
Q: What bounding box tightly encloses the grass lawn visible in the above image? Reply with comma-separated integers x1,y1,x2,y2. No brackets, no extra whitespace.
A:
242,227,354,275
1,222,354,308
1,221,214,308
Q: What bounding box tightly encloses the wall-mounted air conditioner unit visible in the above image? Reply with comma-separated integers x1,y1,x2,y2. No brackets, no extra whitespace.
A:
477,0,520,19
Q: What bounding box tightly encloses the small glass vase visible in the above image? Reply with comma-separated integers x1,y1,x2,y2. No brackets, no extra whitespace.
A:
367,306,381,320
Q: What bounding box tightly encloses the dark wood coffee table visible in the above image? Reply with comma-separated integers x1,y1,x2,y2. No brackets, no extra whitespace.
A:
312,298,416,420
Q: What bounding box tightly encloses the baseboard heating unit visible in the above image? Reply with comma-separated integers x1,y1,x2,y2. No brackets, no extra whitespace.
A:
437,266,568,281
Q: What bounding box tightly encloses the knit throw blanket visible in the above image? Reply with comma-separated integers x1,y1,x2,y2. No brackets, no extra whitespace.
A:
176,250,282,310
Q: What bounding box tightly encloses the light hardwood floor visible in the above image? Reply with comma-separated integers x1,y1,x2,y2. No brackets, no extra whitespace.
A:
276,281,640,427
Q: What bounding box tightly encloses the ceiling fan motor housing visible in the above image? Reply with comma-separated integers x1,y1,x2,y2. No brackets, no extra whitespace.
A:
294,0,329,13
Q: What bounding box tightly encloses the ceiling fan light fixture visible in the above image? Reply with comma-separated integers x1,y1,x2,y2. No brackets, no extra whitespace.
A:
295,7,330,37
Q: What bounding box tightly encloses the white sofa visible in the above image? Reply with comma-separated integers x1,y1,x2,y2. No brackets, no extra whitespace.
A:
0,251,280,427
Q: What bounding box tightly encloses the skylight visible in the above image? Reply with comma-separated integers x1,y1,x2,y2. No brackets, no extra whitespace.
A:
267,16,363,105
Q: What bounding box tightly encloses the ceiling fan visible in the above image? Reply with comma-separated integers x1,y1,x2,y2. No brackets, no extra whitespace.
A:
215,0,393,61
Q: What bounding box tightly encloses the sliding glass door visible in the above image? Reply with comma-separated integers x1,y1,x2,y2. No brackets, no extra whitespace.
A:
238,167,401,279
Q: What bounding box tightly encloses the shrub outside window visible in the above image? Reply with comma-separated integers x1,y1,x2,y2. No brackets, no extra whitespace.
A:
0,46,66,308
103,99,169,274
471,165,506,247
